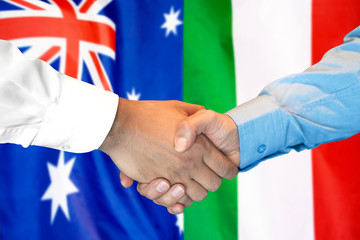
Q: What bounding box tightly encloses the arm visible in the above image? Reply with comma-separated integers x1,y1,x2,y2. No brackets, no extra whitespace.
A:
0,40,238,202
136,25,360,212
228,25,360,170
176,25,360,170
0,39,118,152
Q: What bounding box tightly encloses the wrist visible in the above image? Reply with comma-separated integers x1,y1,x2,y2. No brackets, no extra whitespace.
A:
99,97,125,154
224,114,241,166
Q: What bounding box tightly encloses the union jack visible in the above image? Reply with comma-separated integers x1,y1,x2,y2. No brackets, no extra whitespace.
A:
0,0,115,91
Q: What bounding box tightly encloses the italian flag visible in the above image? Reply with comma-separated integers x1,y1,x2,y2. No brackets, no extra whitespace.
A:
183,0,360,239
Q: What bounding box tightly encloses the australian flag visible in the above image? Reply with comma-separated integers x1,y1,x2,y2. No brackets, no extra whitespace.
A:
0,0,183,239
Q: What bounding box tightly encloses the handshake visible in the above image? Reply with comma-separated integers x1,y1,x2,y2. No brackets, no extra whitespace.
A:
99,98,240,215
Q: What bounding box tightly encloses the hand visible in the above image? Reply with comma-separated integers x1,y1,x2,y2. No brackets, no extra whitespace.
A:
120,172,188,214
122,109,240,214
175,109,240,165
100,99,238,202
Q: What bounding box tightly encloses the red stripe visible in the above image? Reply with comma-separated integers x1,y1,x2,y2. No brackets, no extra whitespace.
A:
0,1,115,79
89,51,112,92
79,0,96,13
312,1,360,239
9,0,44,10
0,17,115,51
38,46,61,62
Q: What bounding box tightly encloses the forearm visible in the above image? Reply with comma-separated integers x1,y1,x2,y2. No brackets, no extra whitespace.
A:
228,26,360,170
0,40,118,152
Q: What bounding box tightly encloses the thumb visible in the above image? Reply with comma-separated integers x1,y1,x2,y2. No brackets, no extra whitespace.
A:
119,172,134,188
174,109,213,153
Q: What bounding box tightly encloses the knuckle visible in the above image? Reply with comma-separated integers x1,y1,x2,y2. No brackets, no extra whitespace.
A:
199,191,208,201
231,167,239,180
208,178,222,192
179,119,191,130
157,196,177,208
146,191,159,200
138,182,164,200
177,120,196,139
218,163,231,178
163,199,176,208
206,110,216,119
197,108,207,115
185,200,193,208
192,190,208,202
139,188,154,199
179,157,194,170
223,165,238,180
179,195,193,207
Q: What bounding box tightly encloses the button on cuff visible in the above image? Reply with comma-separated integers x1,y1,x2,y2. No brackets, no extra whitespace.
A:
257,144,266,153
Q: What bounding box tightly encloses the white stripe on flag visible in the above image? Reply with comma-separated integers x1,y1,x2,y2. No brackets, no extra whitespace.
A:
231,0,314,239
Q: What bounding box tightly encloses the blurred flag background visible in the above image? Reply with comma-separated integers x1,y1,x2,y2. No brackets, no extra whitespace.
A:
0,0,237,239
0,0,185,239
233,0,360,239
0,0,360,239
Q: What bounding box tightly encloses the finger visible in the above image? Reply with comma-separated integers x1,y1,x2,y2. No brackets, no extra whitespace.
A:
178,194,193,208
168,204,185,215
152,184,186,207
137,178,170,200
120,172,134,188
185,180,208,202
190,161,223,192
200,136,238,180
154,193,192,213
175,110,213,152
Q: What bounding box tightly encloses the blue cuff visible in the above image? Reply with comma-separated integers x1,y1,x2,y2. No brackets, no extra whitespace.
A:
227,95,288,171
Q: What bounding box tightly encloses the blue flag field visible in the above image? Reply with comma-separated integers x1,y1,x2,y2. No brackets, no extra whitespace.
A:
0,0,184,239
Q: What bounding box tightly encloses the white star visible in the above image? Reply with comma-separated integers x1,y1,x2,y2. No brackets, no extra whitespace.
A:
127,88,141,100
176,213,184,235
41,151,78,224
161,7,183,37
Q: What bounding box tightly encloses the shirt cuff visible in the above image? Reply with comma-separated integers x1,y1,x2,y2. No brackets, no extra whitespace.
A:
32,75,119,153
226,95,288,171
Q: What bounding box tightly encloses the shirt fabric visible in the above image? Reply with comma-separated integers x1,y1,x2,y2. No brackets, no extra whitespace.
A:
227,26,360,171
0,40,119,153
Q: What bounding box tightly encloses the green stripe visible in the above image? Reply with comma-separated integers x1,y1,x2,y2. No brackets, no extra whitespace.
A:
183,0,237,240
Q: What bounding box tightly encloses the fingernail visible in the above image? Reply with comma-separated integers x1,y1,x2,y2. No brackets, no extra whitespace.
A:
175,137,188,152
156,181,170,193
172,186,184,198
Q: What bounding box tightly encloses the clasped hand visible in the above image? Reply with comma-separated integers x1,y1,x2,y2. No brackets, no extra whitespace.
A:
99,98,240,214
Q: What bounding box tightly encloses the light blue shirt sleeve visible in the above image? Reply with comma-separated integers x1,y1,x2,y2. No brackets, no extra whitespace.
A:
227,26,360,171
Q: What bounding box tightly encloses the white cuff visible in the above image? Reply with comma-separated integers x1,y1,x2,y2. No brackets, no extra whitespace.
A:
33,75,118,153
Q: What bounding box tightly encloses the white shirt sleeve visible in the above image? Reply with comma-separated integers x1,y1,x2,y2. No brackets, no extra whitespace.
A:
0,40,119,153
